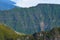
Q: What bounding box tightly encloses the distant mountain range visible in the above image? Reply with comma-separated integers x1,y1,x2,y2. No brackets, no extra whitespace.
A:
0,4,60,34
0,0,15,10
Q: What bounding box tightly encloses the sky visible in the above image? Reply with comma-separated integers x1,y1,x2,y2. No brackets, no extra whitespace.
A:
11,0,60,8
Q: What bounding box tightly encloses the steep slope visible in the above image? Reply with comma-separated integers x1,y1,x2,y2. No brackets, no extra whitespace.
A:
0,4,60,34
0,24,18,40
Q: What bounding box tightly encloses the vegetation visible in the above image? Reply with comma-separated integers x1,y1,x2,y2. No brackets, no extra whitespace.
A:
0,24,30,40
0,24,34,40
0,4,60,34
32,27,60,40
0,24,60,40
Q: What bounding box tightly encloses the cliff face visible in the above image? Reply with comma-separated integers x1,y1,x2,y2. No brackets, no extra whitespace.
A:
0,4,60,34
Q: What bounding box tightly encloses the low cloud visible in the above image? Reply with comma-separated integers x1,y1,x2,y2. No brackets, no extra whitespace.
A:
11,0,60,8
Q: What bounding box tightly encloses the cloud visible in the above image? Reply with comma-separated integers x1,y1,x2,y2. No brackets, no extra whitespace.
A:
11,0,60,8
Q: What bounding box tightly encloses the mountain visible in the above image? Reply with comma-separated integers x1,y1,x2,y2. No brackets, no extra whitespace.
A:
0,4,60,34
0,0,15,10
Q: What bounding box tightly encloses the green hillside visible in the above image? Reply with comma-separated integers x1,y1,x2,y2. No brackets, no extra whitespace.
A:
0,24,34,40
0,24,19,40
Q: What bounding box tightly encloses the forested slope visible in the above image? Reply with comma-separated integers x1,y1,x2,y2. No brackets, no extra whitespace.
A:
0,4,60,34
